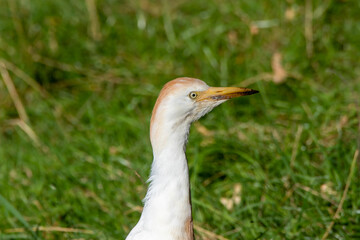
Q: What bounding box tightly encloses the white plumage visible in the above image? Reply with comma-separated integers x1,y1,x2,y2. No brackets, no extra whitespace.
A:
126,77,258,240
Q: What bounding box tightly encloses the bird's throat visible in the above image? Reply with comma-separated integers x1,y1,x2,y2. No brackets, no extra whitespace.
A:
142,122,194,239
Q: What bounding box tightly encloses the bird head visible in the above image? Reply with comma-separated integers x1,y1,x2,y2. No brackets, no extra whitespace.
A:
150,77,258,153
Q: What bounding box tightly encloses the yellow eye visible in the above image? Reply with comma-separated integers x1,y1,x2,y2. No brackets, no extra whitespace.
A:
189,91,198,99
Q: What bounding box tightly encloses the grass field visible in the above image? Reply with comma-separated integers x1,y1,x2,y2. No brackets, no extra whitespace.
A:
0,0,359,239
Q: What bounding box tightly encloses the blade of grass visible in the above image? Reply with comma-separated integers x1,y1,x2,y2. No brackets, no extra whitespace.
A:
192,198,237,223
321,149,359,240
0,194,38,239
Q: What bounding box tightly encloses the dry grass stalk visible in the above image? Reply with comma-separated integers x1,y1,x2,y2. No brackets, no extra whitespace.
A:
283,181,338,206
194,224,229,240
1,59,44,149
321,149,359,240
30,51,126,86
0,58,48,97
296,183,337,206
31,52,115,81
7,0,25,47
7,119,41,147
271,52,287,84
85,0,102,41
124,205,144,215
290,125,303,168
239,73,273,87
32,52,84,73
84,190,110,213
0,62,29,123
4,226,94,234
305,0,313,57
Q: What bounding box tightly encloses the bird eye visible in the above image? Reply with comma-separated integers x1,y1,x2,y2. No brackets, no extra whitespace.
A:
189,91,198,99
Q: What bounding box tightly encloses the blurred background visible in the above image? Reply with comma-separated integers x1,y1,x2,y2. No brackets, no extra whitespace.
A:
0,0,359,239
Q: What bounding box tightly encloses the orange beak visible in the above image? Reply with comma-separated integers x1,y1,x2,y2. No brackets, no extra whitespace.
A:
196,87,259,101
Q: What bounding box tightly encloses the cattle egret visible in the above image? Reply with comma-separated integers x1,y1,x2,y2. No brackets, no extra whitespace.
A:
126,77,258,240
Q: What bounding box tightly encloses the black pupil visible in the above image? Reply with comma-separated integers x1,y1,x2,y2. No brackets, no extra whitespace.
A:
191,93,196,98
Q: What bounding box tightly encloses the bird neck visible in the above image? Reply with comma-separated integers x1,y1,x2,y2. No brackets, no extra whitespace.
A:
141,121,194,239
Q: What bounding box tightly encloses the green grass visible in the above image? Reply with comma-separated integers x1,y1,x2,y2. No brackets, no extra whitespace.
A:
1,0,360,239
